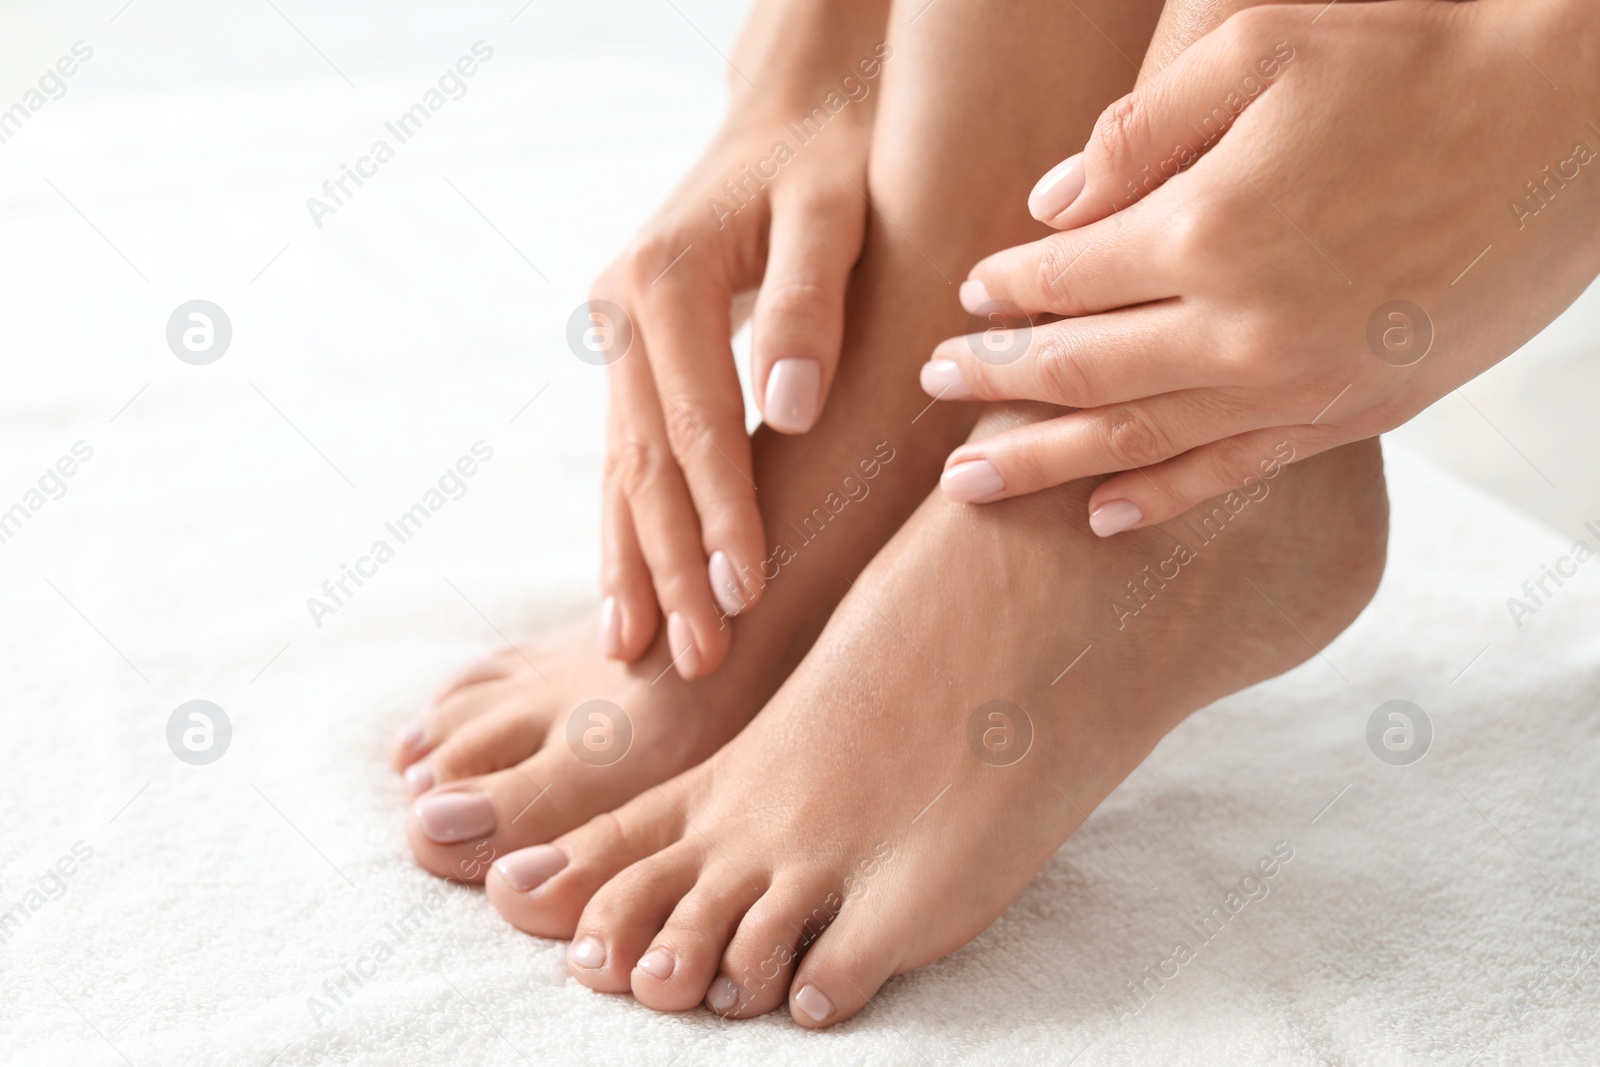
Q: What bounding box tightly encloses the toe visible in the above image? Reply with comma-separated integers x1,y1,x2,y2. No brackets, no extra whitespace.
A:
568,842,704,994
711,875,839,1019
486,787,689,937
422,704,548,787
786,896,910,1029
432,647,517,702
630,865,764,1013
391,674,519,772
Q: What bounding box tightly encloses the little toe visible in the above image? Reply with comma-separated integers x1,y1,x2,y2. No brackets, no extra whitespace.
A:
487,788,689,938
630,866,764,1013
568,842,705,994
392,675,517,772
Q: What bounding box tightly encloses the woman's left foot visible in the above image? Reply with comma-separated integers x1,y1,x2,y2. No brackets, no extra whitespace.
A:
486,415,1390,1027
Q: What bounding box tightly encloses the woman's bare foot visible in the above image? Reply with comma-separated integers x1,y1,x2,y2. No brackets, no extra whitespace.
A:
485,412,1388,1026
391,0,1162,884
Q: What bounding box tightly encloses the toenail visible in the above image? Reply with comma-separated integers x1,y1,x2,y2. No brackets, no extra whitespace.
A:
491,845,568,892
568,936,606,969
1089,499,1143,537
412,791,495,844
706,976,739,1014
794,983,834,1023
403,762,435,797
941,459,1006,503
667,612,701,679
395,723,425,755
635,948,675,980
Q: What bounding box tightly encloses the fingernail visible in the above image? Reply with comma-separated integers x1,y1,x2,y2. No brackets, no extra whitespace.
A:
394,722,425,758
598,596,622,659
794,983,834,1023
568,936,606,969
919,359,972,399
941,459,1006,503
412,791,496,844
708,551,745,616
764,358,822,433
491,845,568,892
1029,152,1086,221
635,948,676,980
403,761,435,798
707,975,740,1013
1089,499,1144,537
667,611,701,679
959,279,991,315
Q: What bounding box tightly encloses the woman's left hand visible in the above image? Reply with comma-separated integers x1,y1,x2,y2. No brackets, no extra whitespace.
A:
922,0,1600,534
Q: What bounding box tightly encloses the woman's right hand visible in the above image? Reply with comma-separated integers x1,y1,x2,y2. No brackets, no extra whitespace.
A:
589,4,890,679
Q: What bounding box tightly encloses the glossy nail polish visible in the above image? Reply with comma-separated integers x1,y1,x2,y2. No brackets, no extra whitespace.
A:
940,459,1006,503
491,845,569,891
412,791,495,844
568,936,606,969
635,948,675,980
1089,499,1143,537
959,278,991,315
1029,152,1086,221
708,551,745,616
919,359,972,399
764,359,822,433
598,596,622,658
794,983,834,1023
667,612,701,679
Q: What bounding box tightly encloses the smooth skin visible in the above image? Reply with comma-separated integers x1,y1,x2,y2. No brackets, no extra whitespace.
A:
593,0,888,680
925,0,1600,533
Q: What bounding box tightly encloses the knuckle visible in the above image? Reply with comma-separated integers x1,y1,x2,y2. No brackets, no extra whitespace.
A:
1034,330,1097,408
758,279,840,339
1102,406,1174,469
658,393,724,462
1032,239,1079,312
606,438,668,500
1092,93,1145,178
620,229,684,291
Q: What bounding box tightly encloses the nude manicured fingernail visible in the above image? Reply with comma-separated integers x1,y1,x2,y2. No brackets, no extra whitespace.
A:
635,948,675,980
568,936,606,969
492,845,568,891
1089,499,1144,537
919,359,972,399
412,791,495,844
959,279,991,315
764,358,822,433
667,612,701,679
708,551,745,616
598,596,622,658
403,761,434,797
794,983,834,1023
1029,152,1086,221
707,975,740,1013
941,459,1006,503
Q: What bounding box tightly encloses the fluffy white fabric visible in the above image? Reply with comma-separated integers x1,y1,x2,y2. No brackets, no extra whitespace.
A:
1,3,1595,1064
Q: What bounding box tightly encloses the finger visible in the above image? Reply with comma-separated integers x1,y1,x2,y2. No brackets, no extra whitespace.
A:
1085,426,1329,534
634,254,766,621
1030,7,1299,230
923,302,1225,410
599,448,659,662
962,204,1180,319
753,180,865,434
939,390,1274,503
607,336,732,680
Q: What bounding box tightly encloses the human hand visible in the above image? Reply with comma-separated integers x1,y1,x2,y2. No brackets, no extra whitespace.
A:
591,5,889,676
922,0,1600,533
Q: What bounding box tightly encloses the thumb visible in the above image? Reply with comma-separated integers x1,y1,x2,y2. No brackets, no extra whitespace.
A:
1028,9,1299,230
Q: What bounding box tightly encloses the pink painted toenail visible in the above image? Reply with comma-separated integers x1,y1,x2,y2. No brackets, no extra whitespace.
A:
1089,499,1143,537
403,762,434,797
412,791,495,844
568,936,606,969
667,612,701,679
959,279,991,315
598,596,622,659
708,551,745,616
706,976,739,1013
941,459,1006,503
491,845,568,892
635,948,675,980
394,723,425,756
919,359,972,400
794,983,834,1023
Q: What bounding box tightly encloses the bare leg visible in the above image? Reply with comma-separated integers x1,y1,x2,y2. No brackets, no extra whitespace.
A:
396,0,1165,883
